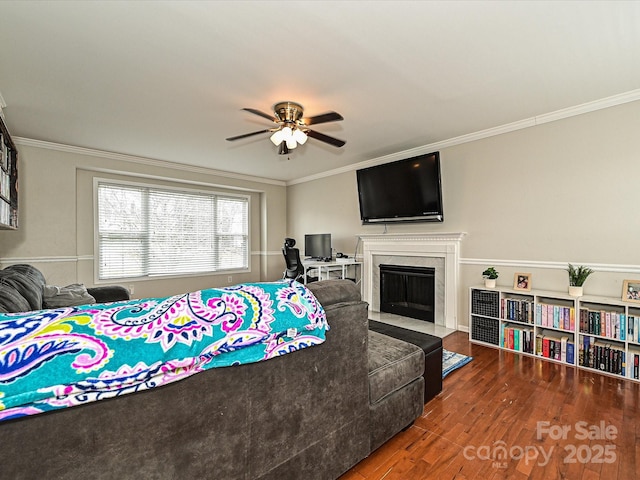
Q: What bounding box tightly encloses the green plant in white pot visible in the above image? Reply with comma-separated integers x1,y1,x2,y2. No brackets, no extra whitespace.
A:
567,263,594,297
482,267,499,288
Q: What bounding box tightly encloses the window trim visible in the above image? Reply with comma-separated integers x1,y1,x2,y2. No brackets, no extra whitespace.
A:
93,177,251,284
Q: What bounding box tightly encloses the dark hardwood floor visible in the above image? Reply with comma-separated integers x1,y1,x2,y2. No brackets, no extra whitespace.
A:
341,331,640,480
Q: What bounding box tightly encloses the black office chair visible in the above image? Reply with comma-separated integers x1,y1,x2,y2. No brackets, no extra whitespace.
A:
282,238,305,282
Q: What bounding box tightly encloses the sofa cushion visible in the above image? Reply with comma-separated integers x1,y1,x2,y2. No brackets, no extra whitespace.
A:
368,320,443,403
368,330,424,405
0,264,46,313
43,284,96,308
0,283,32,313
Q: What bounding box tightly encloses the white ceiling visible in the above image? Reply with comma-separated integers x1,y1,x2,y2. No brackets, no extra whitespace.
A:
0,1,639,183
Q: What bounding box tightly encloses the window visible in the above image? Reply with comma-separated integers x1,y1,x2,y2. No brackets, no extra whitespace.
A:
96,180,249,280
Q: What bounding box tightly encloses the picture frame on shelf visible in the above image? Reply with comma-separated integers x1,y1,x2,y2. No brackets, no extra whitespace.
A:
622,279,640,304
514,272,532,291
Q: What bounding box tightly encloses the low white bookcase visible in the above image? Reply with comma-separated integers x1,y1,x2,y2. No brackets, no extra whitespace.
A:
469,286,640,382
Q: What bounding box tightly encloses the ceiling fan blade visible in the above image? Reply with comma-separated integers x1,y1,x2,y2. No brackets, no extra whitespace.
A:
305,129,346,147
278,142,289,155
226,129,272,141
242,108,277,122
302,111,343,126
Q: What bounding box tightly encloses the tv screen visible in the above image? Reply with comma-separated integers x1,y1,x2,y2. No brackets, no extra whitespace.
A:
356,152,443,223
304,233,332,260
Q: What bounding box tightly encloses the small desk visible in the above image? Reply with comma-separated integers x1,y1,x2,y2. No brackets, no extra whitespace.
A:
303,259,362,284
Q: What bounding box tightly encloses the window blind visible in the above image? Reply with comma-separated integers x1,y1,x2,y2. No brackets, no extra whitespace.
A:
97,181,249,280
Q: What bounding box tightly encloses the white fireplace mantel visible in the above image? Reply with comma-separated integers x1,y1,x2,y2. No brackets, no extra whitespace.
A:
359,232,466,330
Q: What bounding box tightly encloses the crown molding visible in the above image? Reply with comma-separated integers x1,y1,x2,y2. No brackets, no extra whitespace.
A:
534,89,640,125
13,137,286,187
9,87,640,189
287,88,640,186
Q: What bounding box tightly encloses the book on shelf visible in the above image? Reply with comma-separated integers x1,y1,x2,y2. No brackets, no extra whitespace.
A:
570,307,575,330
542,337,550,358
581,335,593,368
560,336,568,363
582,337,625,375
578,340,584,367
587,311,599,335
589,311,601,336
566,341,575,365
536,329,574,363
502,298,534,324
581,308,626,340
628,316,639,343
536,334,543,356
536,303,574,331
553,339,560,361
502,324,534,353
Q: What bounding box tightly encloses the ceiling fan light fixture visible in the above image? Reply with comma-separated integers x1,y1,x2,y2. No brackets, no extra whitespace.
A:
270,130,284,146
293,128,307,145
228,101,345,153
281,126,293,139
286,137,297,149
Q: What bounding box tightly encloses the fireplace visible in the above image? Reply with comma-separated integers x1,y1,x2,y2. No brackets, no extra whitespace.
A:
359,232,466,330
380,264,435,322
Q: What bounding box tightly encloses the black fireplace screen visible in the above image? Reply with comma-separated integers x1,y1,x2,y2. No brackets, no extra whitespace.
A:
379,264,435,322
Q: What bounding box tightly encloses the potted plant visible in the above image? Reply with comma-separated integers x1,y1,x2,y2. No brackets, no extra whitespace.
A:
567,263,594,297
482,267,499,288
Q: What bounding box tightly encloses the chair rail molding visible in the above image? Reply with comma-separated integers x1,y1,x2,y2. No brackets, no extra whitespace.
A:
359,232,466,330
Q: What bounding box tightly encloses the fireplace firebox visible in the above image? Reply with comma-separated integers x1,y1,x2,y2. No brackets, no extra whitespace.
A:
379,264,435,322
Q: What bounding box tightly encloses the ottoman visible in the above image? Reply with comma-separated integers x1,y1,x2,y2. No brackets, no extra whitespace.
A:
369,320,443,403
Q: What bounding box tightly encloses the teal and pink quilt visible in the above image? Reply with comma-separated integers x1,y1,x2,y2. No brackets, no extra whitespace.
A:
0,280,327,422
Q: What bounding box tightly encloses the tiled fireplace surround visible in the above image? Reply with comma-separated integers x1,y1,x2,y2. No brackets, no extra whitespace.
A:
360,233,466,330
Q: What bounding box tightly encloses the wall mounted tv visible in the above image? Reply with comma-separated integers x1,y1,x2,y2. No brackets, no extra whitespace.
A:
356,151,444,224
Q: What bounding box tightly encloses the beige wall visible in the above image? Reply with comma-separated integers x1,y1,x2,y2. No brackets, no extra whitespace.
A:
0,144,287,298
3,100,639,316
287,101,640,329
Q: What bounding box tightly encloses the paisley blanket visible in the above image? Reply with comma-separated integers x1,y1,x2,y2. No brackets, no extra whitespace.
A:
0,280,327,423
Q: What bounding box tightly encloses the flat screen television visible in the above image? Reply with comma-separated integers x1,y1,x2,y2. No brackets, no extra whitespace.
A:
304,233,332,260
356,151,443,223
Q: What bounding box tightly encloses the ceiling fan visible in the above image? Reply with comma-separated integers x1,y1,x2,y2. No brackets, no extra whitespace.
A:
226,101,346,155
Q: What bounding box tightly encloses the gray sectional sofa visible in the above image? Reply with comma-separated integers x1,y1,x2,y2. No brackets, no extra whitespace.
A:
0,263,130,312
0,269,425,480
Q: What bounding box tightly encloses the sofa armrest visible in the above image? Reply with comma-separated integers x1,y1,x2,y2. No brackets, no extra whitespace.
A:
87,285,130,303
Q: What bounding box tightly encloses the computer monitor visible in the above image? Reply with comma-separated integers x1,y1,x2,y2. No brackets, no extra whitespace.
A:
304,233,332,260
